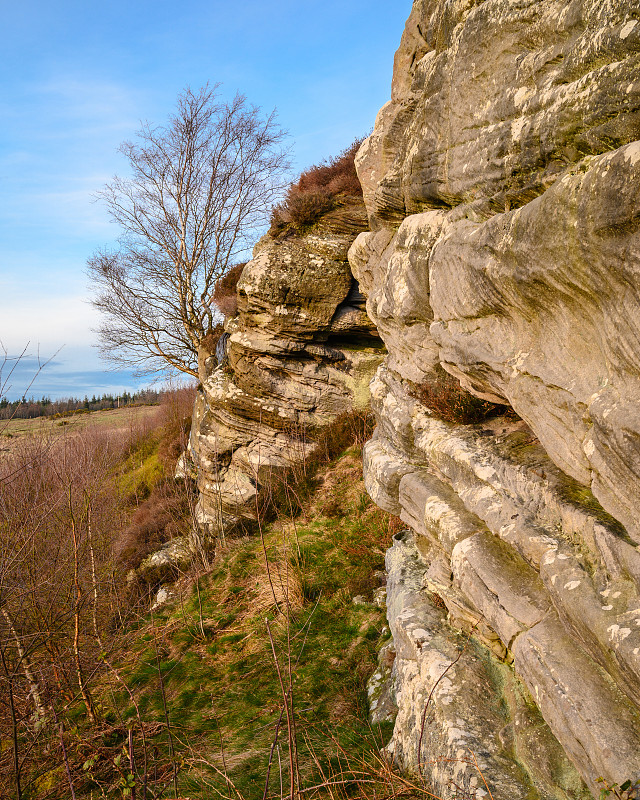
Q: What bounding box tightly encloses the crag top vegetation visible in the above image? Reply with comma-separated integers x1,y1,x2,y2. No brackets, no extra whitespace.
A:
270,138,364,233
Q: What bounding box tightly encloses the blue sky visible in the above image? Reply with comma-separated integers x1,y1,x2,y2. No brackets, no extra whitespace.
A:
0,0,410,400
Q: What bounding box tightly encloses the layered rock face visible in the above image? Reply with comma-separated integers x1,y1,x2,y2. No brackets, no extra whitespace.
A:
351,0,640,796
190,200,384,533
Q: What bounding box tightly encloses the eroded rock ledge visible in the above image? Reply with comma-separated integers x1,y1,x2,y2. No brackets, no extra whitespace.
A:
366,368,640,795
190,199,385,534
351,0,640,796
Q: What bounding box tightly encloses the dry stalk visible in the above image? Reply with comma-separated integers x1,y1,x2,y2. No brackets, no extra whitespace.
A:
417,630,474,784
150,609,179,797
266,617,296,800
69,486,96,724
50,702,77,800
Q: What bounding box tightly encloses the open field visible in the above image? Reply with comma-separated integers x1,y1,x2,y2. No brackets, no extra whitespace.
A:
0,405,161,453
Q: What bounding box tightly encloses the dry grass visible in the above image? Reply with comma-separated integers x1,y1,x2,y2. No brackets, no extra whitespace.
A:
249,557,304,618
0,404,160,449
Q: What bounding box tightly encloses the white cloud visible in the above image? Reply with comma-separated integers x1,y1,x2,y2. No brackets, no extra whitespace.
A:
0,293,99,354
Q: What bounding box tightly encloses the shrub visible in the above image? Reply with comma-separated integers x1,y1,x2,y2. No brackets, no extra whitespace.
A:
114,482,191,569
211,262,246,318
284,190,336,227
270,137,364,232
414,367,508,424
296,138,363,197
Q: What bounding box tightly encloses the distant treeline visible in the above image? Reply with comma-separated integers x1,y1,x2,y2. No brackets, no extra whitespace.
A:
0,389,163,420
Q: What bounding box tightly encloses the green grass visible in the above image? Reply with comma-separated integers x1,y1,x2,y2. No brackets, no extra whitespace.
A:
106,444,400,798
117,446,164,499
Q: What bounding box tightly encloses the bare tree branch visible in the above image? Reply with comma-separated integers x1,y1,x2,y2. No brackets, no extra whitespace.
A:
87,85,289,377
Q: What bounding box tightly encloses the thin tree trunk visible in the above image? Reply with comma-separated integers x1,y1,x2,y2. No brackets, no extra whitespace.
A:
86,499,106,656
1,608,46,725
69,489,96,723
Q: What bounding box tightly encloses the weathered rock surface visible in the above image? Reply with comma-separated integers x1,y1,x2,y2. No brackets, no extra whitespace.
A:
383,529,591,800
365,369,640,794
352,0,640,540
351,0,640,795
190,200,385,533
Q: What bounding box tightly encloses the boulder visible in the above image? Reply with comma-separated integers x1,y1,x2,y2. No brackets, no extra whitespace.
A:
190,200,385,534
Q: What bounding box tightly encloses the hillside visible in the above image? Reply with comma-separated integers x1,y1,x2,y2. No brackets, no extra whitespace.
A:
0,401,415,799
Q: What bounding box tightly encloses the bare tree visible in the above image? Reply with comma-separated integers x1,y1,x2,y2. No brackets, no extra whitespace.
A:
88,85,289,378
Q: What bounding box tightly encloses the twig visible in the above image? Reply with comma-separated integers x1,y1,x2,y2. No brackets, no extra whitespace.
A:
263,706,286,800
283,530,300,791
468,750,495,800
51,704,77,800
266,618,296,800
150,610,179,796
129,727,137,800
196,576,206,639
418,631,473,783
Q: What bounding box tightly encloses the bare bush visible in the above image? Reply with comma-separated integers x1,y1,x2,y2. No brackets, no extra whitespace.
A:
0,392,197,796
114,483,192,570
154,382,197,467
270,138,364,232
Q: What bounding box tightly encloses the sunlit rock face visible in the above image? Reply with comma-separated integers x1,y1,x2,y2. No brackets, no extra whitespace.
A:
190,198,385,533
351,0,640,795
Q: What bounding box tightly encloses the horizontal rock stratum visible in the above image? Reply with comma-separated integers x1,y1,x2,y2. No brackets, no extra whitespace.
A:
189,197,385,535
350,0,640,796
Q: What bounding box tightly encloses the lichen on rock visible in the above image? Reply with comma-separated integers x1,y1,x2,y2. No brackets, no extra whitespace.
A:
189,196,385,536
350,0,640,795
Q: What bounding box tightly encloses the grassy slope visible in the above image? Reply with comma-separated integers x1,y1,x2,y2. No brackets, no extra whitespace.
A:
109,445,400,798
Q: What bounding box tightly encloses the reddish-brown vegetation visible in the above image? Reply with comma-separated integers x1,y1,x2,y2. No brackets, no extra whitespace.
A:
414,367,510,424
211,262,246,319
114,483,192,569
295,138,363,197
270,138,364,232
0,384,197,797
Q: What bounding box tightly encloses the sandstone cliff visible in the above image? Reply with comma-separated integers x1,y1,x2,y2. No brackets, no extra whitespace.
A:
189,198,384,535
352,0,640,796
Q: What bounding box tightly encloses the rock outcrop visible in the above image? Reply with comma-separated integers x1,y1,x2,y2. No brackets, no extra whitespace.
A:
190,199,384,534
351,0,640,796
